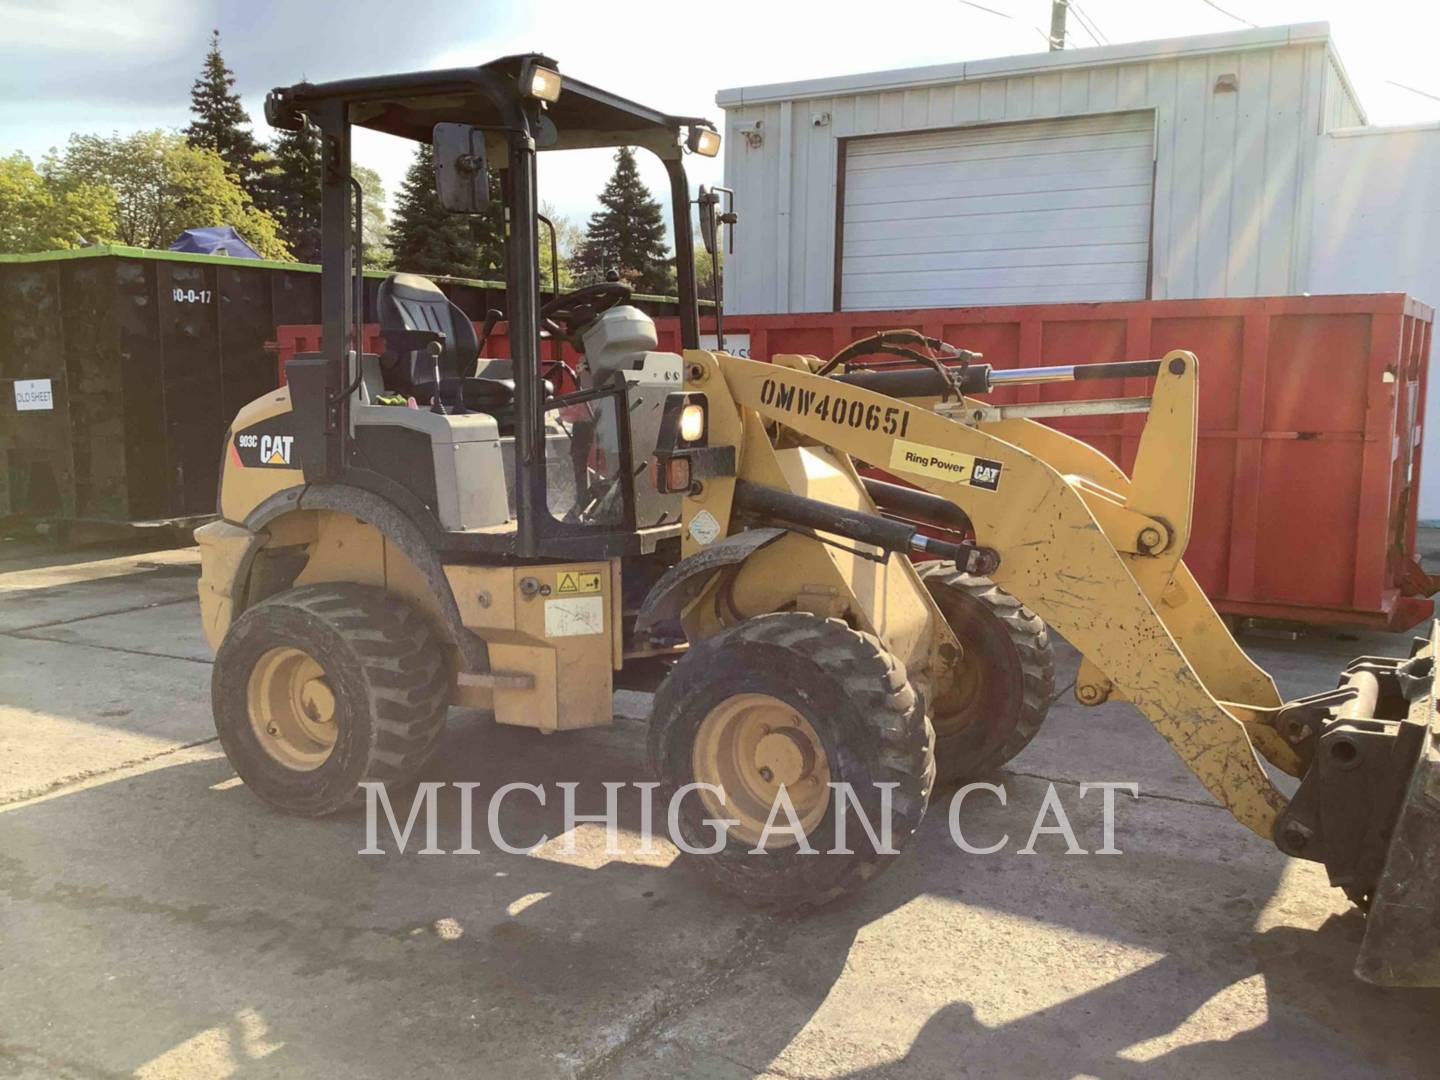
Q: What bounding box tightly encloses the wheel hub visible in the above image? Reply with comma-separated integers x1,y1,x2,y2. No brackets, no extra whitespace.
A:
691,693,831,848
246,646,339,772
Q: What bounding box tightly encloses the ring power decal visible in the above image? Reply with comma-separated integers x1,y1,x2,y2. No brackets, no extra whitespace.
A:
888,438,1003,491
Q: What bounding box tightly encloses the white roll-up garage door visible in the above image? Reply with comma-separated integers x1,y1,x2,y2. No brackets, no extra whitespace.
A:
839,112,1154,310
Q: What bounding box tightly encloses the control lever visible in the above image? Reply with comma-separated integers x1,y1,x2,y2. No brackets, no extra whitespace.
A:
477,309,503,352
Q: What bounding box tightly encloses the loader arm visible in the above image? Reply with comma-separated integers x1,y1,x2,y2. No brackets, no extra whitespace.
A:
687,347,1292,837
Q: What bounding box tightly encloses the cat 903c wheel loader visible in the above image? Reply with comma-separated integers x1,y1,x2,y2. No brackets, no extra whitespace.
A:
196,54,1440,986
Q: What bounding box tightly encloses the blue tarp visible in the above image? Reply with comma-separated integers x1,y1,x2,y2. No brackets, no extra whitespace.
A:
168,226,261,258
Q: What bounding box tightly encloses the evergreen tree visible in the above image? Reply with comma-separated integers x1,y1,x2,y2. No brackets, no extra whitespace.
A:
264,123,321,262
186,30,262,190
387,143,503,278
573,148,673,293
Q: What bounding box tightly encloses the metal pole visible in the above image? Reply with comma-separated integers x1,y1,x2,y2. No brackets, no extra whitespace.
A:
1049,0,1068,50
508,127,544,556
666,159,700,351
317,99,351,479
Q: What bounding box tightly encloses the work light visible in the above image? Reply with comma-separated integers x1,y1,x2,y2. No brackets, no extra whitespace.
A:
687,126,721,157
522,62,562,102
679,403,706,443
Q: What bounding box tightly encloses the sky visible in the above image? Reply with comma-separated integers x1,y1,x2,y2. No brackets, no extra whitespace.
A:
2,0,1438,243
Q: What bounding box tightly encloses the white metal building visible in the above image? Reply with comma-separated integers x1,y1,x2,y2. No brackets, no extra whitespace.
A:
717,23,1365,314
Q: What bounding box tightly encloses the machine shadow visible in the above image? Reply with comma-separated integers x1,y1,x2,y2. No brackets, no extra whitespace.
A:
2,709,1436,1077
820,916,1440,1079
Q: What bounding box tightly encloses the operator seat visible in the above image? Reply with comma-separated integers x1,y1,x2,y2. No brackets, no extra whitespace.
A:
377,273,524,422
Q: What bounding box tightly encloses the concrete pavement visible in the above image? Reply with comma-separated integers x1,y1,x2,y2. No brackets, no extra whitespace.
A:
0,542,1437,1078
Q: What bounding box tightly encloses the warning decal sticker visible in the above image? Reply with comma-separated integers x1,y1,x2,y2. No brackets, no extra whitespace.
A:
556,571,603,595
888,439,1003,491
545,596,605,637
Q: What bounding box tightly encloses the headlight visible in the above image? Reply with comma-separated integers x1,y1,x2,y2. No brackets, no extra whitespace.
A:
524,63,562,102
687,126,721,157
679,403,706,443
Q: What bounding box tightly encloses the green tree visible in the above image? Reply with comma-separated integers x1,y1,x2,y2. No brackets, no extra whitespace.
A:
353,163,391,269
54,131,289,259
573,147,673,293
538,202,584,293
262,120,388,266
387,143,503,278
694,246,723,302
264,122,321,261
186,29,264,190
0,152,115,253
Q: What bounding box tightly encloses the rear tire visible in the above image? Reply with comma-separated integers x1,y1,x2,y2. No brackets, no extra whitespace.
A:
212,584,452,816
918,563,1055,783
648,613,935,911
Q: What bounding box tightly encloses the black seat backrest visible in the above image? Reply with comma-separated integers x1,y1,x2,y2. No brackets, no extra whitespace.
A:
377,273,479,398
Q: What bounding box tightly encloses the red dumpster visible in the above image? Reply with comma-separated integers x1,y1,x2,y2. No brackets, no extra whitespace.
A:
275,292,1434,629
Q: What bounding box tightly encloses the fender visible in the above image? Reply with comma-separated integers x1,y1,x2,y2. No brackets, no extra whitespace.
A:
634,527,787,635
241,483,486,672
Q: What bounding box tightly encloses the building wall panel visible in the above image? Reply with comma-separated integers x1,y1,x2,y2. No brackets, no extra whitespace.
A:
723,40,1344,314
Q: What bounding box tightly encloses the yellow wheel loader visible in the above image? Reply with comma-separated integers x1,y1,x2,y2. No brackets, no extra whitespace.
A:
197,55,1440,986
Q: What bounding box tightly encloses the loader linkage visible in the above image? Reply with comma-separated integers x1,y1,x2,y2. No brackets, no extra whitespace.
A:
676,342,1440,985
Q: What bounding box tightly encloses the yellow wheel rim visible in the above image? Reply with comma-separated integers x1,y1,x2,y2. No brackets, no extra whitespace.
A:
246,646,339,772
935,645,984,718
691,693,831,848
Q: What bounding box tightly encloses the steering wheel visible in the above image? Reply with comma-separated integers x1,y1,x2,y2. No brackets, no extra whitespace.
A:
540,282,632,338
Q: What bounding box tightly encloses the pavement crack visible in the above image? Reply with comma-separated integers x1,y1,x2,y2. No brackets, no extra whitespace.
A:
0,737,221,809
3,631,212,666
0,594,195,634
1002,768,1225,811
573,917,792,1080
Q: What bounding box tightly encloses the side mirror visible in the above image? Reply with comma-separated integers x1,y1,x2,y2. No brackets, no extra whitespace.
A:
432,123,490,213
698,185,718,256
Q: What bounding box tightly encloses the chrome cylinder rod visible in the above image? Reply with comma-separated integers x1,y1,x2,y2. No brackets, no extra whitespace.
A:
987,359,1164,387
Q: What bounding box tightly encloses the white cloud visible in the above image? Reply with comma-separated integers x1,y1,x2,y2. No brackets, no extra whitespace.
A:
3,0,1438,245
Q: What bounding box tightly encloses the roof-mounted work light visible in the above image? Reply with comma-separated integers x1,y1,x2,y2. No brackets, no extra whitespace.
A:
521,59,563,102
687,125,721,157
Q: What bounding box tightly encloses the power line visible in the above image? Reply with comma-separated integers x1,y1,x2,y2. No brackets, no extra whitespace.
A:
953,0,1057,48
1386,80,1440,103
954,0,1014,17
1198,0,1258,28
1069,2,1109,46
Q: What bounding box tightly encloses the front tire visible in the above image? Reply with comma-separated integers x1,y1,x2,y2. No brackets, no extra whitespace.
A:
648,613,935,910
918,564,1055,783
212,584,452,816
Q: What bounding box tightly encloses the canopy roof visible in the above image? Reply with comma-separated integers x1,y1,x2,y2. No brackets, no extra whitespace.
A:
268,53,713,156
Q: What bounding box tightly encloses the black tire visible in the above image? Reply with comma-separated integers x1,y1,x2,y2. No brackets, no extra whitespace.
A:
918,563,1055,783
212,584,452,816
648,612,935,911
